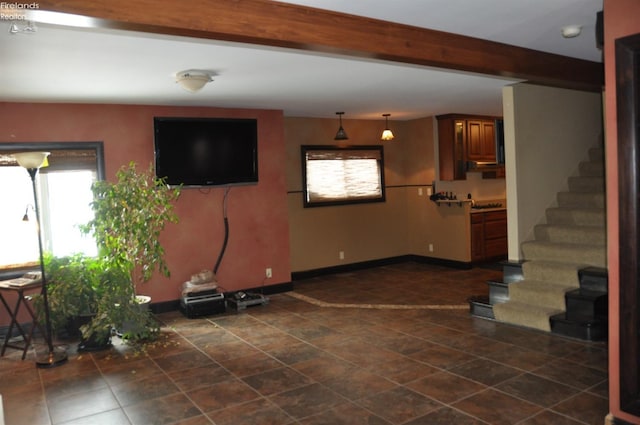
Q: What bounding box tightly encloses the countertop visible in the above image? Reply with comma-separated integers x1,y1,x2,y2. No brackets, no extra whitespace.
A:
470,207,507,214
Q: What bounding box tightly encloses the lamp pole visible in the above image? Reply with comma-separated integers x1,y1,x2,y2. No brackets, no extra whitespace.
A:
14,152,67,368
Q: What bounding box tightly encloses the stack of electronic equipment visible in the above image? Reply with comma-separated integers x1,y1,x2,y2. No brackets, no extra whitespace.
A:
227,290,269,311
180,269,226,318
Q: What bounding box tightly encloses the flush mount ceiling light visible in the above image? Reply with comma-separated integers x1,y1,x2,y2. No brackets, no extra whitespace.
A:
561,25,582,38
175,70,213,93
334,112,349,140
381,114,394,141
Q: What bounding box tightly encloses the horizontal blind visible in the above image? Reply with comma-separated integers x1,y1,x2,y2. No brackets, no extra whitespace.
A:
305,148,383,204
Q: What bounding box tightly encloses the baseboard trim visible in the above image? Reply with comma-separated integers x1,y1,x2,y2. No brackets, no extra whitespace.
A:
291,255,471,281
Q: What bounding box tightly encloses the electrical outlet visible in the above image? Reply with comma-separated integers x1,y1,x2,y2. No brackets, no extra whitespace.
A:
339,251,345,260
265,268,272,278
428,244,434,252
418,188,423,196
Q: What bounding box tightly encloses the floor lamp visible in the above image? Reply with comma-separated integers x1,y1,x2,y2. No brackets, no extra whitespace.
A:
13,152,68,368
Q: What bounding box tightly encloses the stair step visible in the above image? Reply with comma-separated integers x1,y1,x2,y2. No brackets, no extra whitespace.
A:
468,295,495,319
521,241,607,268
568,175,605,193
578,160,604,177
487,280,509,304
508,280,575,310
488,145,607,341
545,207,605,227
557,191,605,209
579,267,608,292
493,301,561,332
500,260,524,283
534,224,606,245
522,260,581,285
550,313,607,341
565,288,608,321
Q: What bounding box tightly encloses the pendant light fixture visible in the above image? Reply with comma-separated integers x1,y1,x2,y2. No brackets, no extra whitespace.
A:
334,112,349,140
381,114,394,141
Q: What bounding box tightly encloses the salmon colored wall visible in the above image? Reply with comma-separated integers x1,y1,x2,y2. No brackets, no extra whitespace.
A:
605,0,640,422
0,102,291,307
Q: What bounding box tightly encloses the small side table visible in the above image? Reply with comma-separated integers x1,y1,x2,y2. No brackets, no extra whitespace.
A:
0,278,46,360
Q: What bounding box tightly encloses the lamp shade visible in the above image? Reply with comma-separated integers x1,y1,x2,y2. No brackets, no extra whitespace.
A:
381,114,394,141
381,129,394,141
13,152,50,169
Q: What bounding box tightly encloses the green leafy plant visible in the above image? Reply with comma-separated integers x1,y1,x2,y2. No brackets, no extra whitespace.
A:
80,161,181,343
34,253,125,345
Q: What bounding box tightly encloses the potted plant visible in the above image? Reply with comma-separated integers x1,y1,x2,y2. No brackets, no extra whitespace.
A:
33,253,122,350
80,161,181,343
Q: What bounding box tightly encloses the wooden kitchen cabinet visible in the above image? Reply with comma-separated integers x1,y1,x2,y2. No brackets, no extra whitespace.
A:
437,115,467,180
437,114,501,181
467,119,496,161
470,210,507,262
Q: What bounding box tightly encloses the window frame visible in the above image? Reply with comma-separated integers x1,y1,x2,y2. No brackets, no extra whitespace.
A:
0,141,105,279
301,144,386,208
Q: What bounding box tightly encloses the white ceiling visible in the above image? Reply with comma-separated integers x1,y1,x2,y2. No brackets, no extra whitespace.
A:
0,0,603,120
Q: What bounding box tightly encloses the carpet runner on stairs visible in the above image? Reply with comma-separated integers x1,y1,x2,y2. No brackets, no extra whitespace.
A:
492,146,606,333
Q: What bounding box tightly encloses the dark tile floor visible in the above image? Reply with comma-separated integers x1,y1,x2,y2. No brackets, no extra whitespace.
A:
0,262,609,425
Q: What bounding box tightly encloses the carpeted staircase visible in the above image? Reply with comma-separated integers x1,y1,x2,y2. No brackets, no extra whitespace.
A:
491,146,606,334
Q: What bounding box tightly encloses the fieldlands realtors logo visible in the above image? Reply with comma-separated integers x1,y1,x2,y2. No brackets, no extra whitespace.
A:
1,2,39,20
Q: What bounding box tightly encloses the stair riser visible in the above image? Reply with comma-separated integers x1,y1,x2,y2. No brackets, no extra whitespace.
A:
579,268,608,292
578,161,604,177
469,298,495,320
488,281,509,304
557,192,605,209
501,261,524,283
545,208,605,227
509,285,568,310
493,303,557,332
568,176,605,193
566,296,608,320
521,242,607,268
522,261,580,285
550,314,607,341
534,225,606,246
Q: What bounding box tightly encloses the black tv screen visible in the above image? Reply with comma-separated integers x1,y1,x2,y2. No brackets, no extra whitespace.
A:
154,117,258,187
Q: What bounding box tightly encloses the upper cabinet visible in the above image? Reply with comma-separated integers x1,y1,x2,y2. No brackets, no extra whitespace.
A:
467,119,496,161
437,114,503,181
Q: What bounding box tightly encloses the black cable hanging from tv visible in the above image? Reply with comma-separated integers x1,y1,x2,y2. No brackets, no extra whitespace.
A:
213,187,231,275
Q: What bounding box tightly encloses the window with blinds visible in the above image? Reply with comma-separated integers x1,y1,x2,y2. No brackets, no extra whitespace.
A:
301,145,385,207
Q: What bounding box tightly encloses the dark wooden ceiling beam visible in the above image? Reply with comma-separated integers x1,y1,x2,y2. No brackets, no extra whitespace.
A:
34,0,603,91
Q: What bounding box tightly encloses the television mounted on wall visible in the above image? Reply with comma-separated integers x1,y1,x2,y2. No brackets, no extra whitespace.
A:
153,117,258,187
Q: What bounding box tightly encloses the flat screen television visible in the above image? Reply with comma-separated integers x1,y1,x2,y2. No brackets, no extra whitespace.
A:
153,117,258,187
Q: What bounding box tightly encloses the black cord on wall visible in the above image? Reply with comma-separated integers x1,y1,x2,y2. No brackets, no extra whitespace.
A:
213,187,231,275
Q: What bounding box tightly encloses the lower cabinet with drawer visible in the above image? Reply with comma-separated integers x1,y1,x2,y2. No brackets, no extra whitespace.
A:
471,210,507,262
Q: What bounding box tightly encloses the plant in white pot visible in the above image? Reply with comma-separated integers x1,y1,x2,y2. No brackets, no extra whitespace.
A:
81,161,181,343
